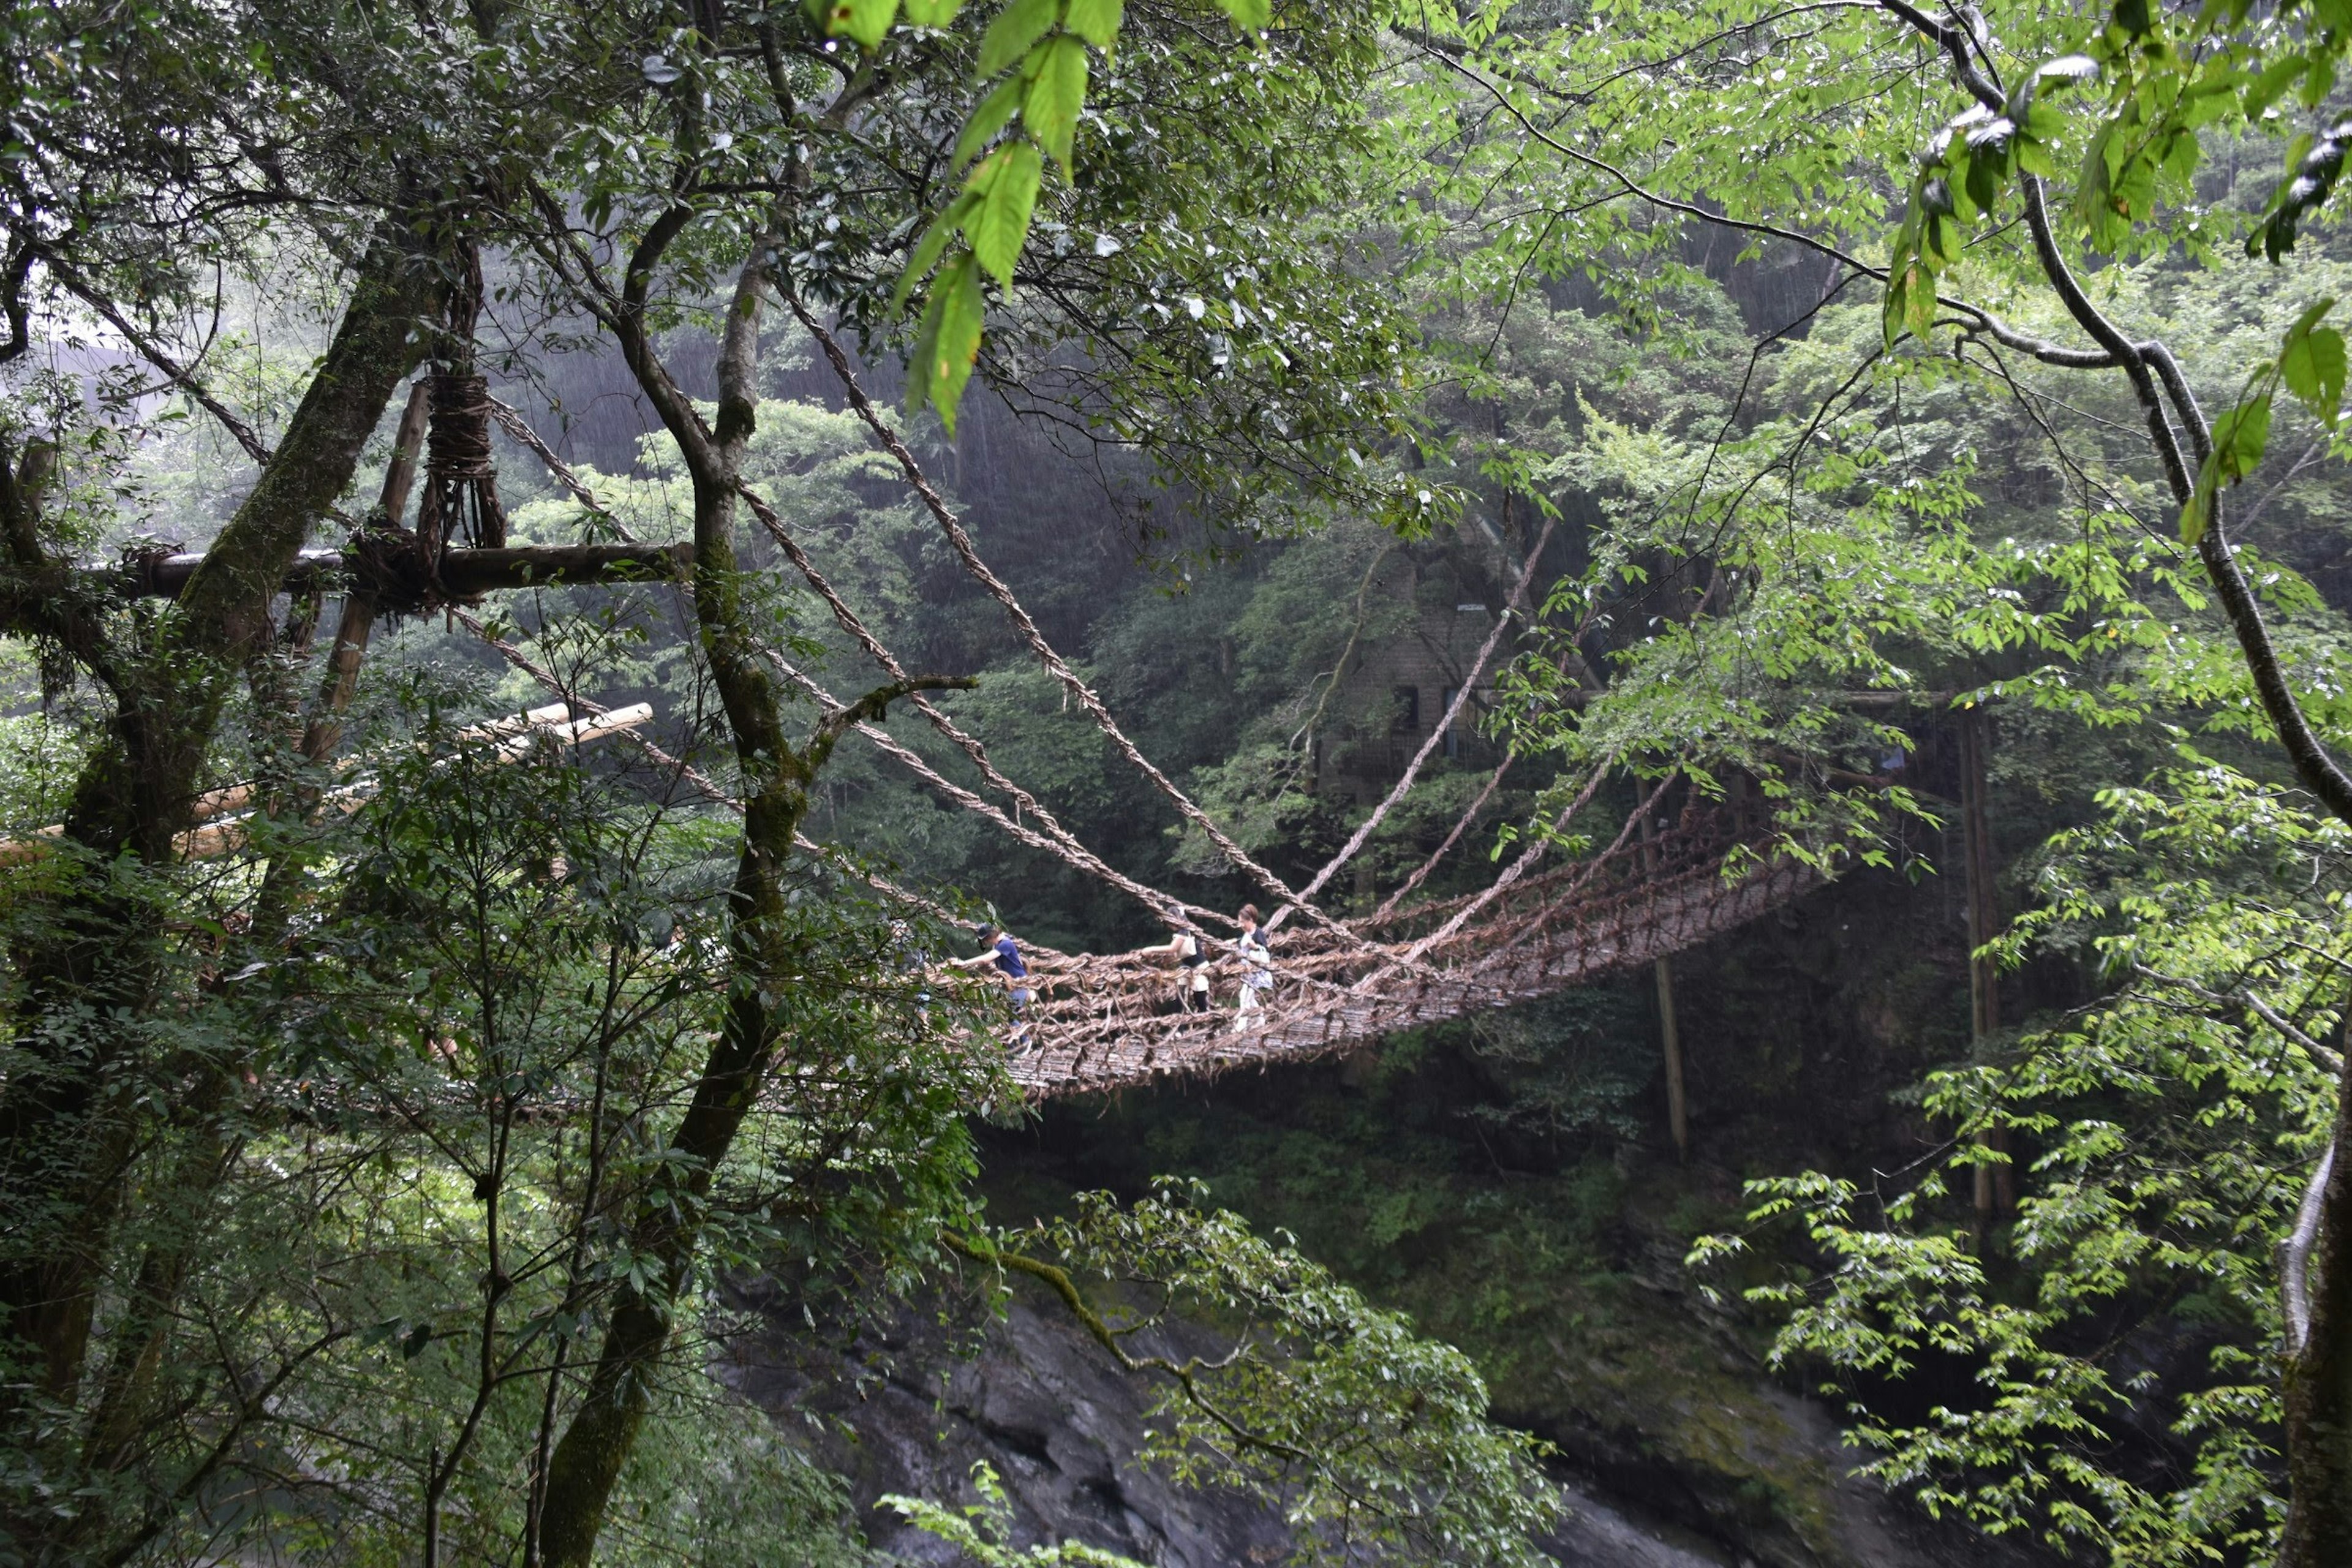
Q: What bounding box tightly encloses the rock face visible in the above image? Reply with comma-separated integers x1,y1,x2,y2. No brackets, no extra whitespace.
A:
721,1273,2019,1568
723,1273,1298,1567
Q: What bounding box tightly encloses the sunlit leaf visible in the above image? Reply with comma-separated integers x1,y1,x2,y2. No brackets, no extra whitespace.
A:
907,248,986,430
1063,0,1121,48
1024,36,1087,173
824,0,900,49
978,0,1059,77
951,75,1024,170
963,141,1042,286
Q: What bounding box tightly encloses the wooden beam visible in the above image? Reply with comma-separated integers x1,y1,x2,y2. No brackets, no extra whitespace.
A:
127,540,692,600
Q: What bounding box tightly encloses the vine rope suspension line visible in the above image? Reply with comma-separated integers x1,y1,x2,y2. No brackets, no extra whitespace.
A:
488,397,628,530
766,649,1239,935
733,484,1227,931
438,401,1823,1099
1272,511,1560,932
785,295,1357,946
1368,617,1612,925
450,602,965,924
1381,754,1640,974
476,382,1208,938
1374,753,1516,924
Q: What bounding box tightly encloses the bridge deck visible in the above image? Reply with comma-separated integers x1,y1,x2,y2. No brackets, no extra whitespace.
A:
985,812,1825,1098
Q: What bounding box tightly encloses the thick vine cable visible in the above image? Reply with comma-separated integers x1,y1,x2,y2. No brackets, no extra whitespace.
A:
785,296,1356,944
1273,513,1559,930
482,386,1226,940
764,648,1243,939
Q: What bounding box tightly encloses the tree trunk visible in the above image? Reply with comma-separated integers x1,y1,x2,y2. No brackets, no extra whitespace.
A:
1959,711,2012,1231
1656,954,1687,1162
2280,1028,2352,1567
0,222,437,1413
535,230,801,1568
1638,812,1688,1160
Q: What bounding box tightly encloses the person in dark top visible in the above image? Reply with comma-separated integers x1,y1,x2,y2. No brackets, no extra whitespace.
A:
952,924,1035,1046
1142,921,1213,1012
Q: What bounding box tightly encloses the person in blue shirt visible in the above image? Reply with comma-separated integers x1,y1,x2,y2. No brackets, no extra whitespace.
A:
951,924,1035,1047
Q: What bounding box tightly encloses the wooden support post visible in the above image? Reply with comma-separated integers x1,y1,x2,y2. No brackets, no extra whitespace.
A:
1959,710,2013,1228
301,382,428,764
1640,811,1690,1161
1656,951,1688,1163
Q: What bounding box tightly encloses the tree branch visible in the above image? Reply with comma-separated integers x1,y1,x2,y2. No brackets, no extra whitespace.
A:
940,1231,1311,1465
807,675,979,767
43,255,274,464
2286,1140,2335,1357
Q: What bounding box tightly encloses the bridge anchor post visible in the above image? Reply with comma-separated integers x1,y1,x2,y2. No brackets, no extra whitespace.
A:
1640,812,1691,1161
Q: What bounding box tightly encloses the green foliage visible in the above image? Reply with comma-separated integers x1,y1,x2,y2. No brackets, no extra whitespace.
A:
884,1462,1149,1566
0,664,992,1563
995,1180,1562,1567
865,0,1277,431
1695,758,2346,1562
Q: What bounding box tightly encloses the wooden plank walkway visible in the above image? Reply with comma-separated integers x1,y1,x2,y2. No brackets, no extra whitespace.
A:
987,812,1825,1098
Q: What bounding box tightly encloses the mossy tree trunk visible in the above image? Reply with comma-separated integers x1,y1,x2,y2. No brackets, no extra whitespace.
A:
2282,1029,2352,1567
0,221,440,1416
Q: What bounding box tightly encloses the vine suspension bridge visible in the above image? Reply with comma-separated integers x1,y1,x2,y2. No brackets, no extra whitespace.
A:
118,322,1834,1102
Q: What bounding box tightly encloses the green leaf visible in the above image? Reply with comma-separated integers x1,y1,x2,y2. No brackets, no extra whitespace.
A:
2112,0,2154,35
824,0,900,50
2244,55,2307,118
2303,55,2339,111
2181,471,2215,545
1881,233,1918,348
2211,390,2272,483
1024,36,1088,172
951,75,1024,171
2022,100,2066,144
1214,0,1269,29
978,0,1059,77
1904,260,1936,341
963,141,1043,286
907,248,987,432
2161,127,2203,184
2280,299,2343,420
2284,326,2346,420
1924,211,1961,265
892,190,979,314
1946,148,1978,223
901,0,963,24
1063,0,1121,48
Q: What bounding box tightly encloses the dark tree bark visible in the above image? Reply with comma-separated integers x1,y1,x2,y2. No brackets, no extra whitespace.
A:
2282,1031,2352,1566
533,222,809,1568
529,178,971,1561
0,222,440,1418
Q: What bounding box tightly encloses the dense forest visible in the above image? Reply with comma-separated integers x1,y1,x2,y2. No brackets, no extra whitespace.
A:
9,0,2352,1563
